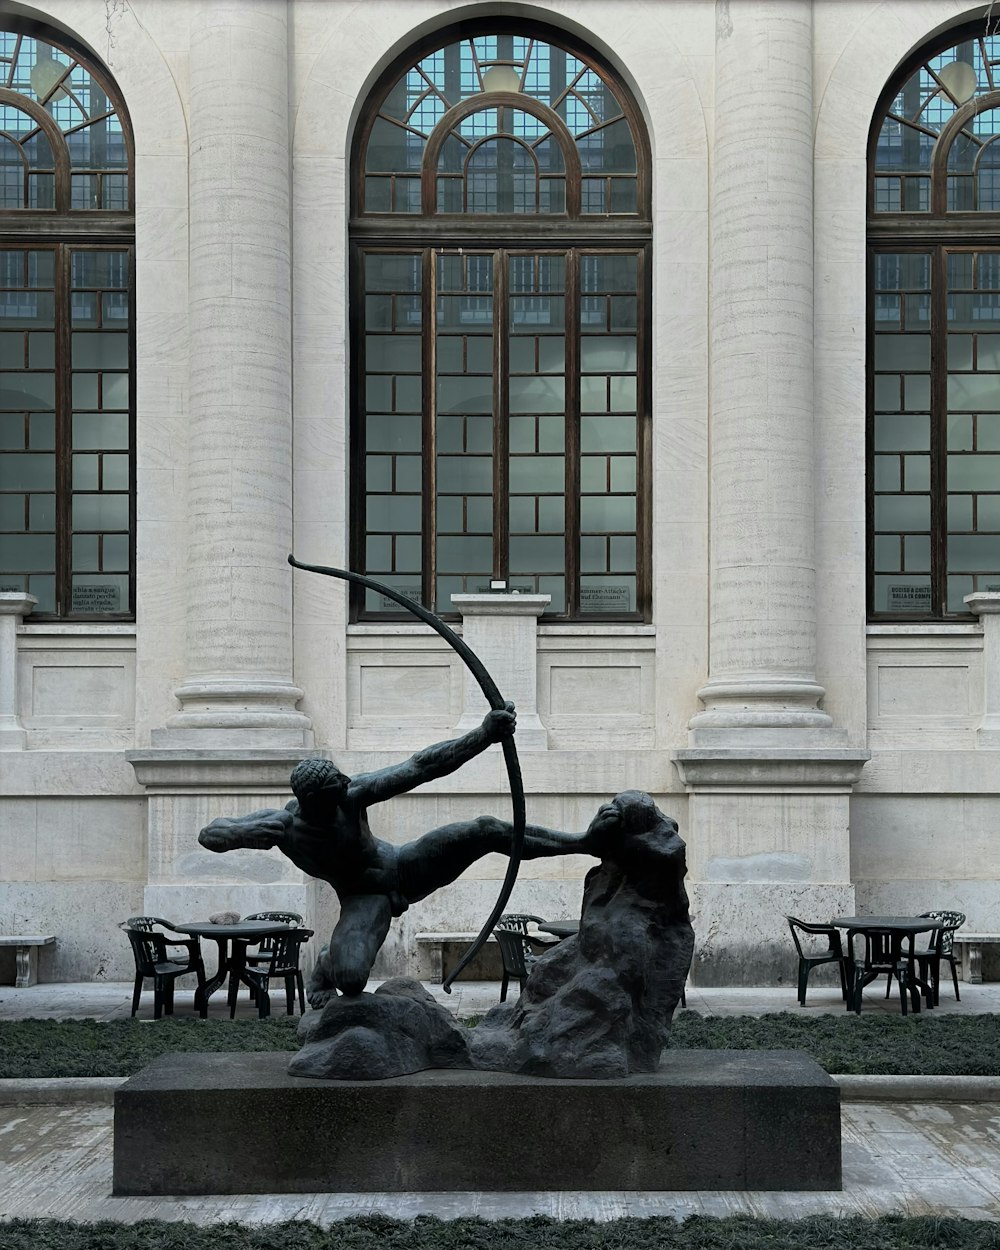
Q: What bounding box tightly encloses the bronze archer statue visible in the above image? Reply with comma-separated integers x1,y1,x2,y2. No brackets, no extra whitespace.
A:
199,703,602,997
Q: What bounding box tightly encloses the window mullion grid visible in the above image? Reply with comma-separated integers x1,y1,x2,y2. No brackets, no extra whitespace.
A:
932,244,948,616
423,246,437,610
54,241,70,615
493,248,509,583
564,246,580,617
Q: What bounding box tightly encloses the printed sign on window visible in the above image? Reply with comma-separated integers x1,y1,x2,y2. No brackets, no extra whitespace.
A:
71,584,121,612
887,584,931,611
580,584,631,611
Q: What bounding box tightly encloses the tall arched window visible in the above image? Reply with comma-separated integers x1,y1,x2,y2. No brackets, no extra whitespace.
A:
869,21,1000,619
351,23,650,619
0,26,133,618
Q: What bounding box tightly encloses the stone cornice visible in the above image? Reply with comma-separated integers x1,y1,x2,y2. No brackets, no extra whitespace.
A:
672,748,871,791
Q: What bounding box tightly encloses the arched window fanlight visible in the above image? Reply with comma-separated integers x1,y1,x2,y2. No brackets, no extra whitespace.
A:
360,33,642,217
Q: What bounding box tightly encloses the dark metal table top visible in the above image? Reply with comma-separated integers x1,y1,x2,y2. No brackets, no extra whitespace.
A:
831,915,946,933
537,920,579,938
173,921,292,940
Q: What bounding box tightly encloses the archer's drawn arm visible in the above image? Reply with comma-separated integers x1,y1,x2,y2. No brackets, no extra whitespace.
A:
348,704,516,808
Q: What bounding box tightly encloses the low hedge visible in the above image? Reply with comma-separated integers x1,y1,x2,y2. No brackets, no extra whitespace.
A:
2,1011,1000,1079
4,1216,1000,1250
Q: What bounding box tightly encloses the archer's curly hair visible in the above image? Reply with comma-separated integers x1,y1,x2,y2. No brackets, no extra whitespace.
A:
290,758,349,822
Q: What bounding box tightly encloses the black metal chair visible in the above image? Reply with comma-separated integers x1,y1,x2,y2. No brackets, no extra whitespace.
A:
120,920,206,1019
237,928,314,1018
915,910,965,1005
786,915,848,1006
241,911,303,968
847,926,919,1015
493,922,556,1002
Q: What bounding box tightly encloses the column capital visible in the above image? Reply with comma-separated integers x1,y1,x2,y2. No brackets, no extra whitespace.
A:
0,591,37,616
965,591,1000,616
451,593,550,618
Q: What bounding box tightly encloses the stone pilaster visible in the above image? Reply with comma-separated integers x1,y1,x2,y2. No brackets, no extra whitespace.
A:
0,592,35,750
965,591,1000,747
154,0,309,748
452,594,549,750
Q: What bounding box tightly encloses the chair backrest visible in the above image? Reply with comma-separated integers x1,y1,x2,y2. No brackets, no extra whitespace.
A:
120,925,168,974
920,910,966,955
251,928,313,975
124,915,177,933
498,913,545,934
786,915,841,959
847,927,896,969
243,912,303,953
493,927,533,978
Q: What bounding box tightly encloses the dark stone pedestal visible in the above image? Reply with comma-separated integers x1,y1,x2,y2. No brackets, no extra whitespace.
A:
112,1049,841,1195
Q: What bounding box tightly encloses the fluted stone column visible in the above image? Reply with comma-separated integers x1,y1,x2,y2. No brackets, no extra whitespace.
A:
155,0,310,747
672,3,866,985
690,0,828,741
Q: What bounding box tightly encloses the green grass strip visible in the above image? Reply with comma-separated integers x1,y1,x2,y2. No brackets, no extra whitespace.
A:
3,1215,1000,1250
2,1012,1000,1079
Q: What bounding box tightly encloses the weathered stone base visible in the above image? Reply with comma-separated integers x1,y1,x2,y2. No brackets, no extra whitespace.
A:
112,1049,841,1194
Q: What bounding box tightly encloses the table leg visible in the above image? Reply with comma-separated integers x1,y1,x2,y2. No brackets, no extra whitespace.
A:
195,937,231,1013
228,940,249,1018
967,942,984,984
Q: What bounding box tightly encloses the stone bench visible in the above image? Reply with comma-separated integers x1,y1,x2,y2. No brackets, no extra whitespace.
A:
414,932,495,983
0,935,55,987
953,934,1000,984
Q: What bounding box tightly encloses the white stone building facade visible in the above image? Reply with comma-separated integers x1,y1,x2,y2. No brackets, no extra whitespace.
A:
1,0,998,987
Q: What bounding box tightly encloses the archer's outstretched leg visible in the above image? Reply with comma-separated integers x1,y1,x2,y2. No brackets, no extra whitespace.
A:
329,894,393,996
397,816,592,904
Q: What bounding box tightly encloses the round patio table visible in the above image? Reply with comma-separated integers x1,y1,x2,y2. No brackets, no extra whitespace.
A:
172,920,292,1015
831,915,946,1013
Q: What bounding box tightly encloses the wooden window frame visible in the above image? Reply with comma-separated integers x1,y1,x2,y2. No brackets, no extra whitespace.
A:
349,19,652,623
0,25,134,620
867,19,1000,621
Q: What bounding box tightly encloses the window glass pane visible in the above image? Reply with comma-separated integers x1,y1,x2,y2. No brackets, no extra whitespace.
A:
509,456,564,492
72,493,128,530
509,535,564,572
0,453,52,489
73,412,128,449
949,534,1000,571
0,533,53,571
580,496,636,530
874,414,929,451
874,495,930,530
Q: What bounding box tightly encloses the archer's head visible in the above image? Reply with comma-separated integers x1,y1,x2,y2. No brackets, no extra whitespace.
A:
289,757,350,825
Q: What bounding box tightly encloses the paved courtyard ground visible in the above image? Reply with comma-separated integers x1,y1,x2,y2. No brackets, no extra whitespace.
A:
3,980,1000,1226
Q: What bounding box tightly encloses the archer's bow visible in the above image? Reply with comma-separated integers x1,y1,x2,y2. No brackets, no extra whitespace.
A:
288,555,526,992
